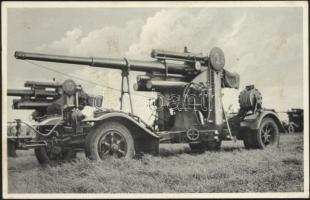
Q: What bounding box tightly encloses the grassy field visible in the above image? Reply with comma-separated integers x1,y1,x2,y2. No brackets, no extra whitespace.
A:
7,133,304,193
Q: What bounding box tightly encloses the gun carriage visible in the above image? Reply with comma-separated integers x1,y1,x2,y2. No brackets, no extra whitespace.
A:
8,47,285,164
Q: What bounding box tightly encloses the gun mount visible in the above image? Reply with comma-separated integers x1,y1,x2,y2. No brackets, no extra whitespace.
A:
8,79,103,121
10,46,284,164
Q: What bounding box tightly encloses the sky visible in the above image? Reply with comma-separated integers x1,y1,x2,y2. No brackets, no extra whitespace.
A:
4,6,305,124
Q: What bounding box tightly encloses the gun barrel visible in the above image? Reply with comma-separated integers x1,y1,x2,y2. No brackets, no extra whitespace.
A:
15,51,195,75
134,79,187,92
24,81,62,88
7,89,59,98
151,49,207,62
8,89,33,96
12,99,53,109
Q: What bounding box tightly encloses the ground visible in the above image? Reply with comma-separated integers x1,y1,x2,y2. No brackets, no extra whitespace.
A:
6,133,304,193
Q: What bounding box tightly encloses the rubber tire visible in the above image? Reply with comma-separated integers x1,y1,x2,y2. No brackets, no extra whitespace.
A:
256,117,279,148
85,121,135,160
243,117,279,149
34,147,77,165
243,132,257,149
205,141,222,151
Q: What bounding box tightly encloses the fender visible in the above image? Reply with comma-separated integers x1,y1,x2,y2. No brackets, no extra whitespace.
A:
83,111,159,139
240,110,285,132
34,116,62,126
288,122,299,128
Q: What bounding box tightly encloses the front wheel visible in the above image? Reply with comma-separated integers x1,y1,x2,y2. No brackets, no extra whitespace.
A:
85,121,135,160
34,147,76,165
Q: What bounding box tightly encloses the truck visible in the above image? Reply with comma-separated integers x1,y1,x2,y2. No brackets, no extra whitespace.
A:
8,47,285,164
283,108,304,133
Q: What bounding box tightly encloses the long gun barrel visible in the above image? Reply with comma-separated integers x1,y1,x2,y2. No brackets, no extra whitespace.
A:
24,81,62,88
15,51,200,75
7,89,59,98
151,49,207,62
12,99,53,110
8,80,62,98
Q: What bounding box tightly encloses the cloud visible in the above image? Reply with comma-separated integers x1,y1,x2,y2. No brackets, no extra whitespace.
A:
49,28,83,53
35,8,303,123
45,20,144,57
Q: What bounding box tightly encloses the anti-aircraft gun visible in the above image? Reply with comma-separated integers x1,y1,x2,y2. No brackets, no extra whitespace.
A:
11,47,285,164
7,79,103,161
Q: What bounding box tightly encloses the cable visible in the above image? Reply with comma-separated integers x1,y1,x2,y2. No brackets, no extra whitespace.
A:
20,120,61,137
25,60,153,99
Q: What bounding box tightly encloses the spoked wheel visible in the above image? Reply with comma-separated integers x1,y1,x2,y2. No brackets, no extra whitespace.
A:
258,118,279,148
288,124,295,134
34,129,76,165
85,121,135,160
35,146,77,165
243,117,279,149
98,130,128,158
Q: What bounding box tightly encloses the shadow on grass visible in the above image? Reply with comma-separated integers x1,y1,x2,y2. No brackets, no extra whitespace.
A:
158,144,246,157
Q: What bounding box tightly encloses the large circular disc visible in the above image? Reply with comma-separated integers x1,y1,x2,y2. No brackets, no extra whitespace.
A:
209,47,225,71
62,79,76,96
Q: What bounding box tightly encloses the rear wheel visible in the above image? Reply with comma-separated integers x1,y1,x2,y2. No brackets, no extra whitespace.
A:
243,117,279,149
85,121,135,160
243,132,257,149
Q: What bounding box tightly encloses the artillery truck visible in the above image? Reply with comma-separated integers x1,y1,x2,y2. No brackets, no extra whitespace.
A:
8,47,285,164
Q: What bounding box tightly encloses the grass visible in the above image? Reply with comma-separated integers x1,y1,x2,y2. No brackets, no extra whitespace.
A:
7,133,304,193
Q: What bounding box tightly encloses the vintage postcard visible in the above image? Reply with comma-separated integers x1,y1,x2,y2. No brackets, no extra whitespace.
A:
1,1,309,199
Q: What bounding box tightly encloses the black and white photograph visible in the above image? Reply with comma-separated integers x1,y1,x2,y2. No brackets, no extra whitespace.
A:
1,1,309,199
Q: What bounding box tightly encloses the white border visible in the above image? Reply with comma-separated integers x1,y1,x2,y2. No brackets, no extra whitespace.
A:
2,1,309,199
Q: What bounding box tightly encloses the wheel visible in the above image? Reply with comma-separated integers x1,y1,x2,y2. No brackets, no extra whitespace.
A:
244,117,279,149
34,147,77,165
256,117,279,148
205,140,222,151
288,124,295,134
8,140,18,157
189,143,205,153
85,121,135,160
243,132,257,149
34,128,76,165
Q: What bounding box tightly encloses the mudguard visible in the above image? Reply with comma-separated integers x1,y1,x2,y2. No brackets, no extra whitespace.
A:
240,110,285,132
34,116,62,126
83,111,159,139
